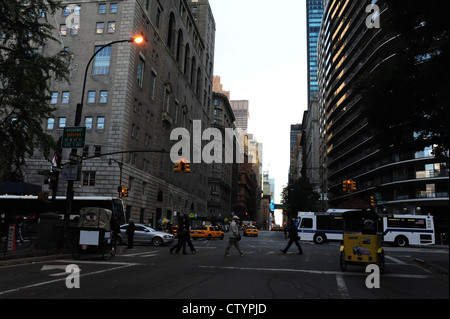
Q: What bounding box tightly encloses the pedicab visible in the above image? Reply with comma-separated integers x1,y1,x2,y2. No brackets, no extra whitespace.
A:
72,207,118,260
339,210,385,274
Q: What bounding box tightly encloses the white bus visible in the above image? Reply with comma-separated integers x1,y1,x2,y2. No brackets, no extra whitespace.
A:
297,210,435,247
297,211,347,244
383,214,435,247
0,195,126,225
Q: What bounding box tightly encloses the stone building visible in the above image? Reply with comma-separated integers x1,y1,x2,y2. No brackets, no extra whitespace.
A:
22,0,216,226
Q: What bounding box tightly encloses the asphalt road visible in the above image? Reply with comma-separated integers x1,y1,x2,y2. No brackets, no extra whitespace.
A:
0,230,448,303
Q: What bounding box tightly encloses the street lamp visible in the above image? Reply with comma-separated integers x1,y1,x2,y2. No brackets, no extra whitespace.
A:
63,35,145,238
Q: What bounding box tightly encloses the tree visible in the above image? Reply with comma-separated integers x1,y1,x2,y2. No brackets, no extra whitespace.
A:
0,0,69,181
281,178,320,217
357,0,449,158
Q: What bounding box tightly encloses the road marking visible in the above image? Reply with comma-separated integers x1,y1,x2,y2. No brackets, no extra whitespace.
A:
0,261,141,297
198,266,432,279
336,274,350,298
385,255,408,265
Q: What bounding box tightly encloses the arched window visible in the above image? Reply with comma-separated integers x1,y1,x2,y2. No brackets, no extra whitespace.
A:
184,44,190,76
167,13,176,53
176,29,184,66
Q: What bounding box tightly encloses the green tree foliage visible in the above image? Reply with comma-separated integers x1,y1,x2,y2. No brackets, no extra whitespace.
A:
0,0,69,181
358,0,449,157
281,178,320,217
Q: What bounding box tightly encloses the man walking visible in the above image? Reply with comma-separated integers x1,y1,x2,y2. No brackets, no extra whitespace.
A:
224,215,244,256
281,218,303,255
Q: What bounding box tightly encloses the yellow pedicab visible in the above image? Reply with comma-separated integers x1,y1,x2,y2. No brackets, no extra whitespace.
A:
339,210,385,274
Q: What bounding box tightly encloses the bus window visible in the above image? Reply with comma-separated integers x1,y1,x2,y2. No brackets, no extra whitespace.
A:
300,218,313,229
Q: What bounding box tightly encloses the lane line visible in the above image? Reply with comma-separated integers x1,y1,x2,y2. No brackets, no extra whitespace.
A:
336,274,350,298
198,265,432,279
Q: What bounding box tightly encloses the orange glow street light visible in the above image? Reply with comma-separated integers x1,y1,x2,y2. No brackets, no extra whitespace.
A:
64,34,145,238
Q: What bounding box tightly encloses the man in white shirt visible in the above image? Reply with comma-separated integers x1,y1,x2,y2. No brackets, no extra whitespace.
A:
224,215,244,256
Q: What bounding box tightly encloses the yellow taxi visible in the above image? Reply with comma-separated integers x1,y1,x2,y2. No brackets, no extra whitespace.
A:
190,226,225,240
244,225,258,237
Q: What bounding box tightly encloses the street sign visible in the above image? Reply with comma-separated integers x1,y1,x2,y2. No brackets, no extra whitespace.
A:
62,127,86,149
63,164,80,181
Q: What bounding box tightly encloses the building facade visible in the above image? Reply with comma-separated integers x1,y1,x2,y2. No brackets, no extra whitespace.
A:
306,0,324,101
208,91,237,223
317,0,448,234
22,0,216,226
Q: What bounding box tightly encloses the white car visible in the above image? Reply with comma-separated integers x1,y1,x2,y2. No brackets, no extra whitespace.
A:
118,223,174,246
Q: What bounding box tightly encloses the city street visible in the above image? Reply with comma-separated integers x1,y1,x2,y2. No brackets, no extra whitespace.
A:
0,230,447,302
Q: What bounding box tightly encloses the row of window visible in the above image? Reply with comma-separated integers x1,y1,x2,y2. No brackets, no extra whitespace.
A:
50,90,108,104
47,116,105,130
61,3,118,16
59,21,117,36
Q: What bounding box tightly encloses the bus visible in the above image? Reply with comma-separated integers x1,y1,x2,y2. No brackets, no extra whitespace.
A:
383,214,435,247
0,195,126,225
297,210,435,247
297,210,347,244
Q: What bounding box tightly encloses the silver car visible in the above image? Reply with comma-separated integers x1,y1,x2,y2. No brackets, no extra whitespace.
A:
118,224,174,246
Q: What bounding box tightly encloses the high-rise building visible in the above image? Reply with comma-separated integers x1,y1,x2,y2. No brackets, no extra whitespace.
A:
317,1,448,231
22,0,216,225
306,0,324,101
230,100,250,133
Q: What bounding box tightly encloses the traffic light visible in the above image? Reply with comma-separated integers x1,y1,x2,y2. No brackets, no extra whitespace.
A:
370,195,375,206
351,180,356,192
121,186,128,198
174,162,182,172
342,180,348,193
184,162,190,173
174,159,191,173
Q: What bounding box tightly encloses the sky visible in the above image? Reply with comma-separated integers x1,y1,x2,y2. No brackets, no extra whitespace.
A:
208,0,308,203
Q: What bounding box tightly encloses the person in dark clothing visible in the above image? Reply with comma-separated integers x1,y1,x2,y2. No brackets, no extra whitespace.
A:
126,219,135,249
183,214,197,254
170,216,188,255
281,218,303,255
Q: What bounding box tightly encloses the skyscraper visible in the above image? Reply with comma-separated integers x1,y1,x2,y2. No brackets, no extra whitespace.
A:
306,0,324,101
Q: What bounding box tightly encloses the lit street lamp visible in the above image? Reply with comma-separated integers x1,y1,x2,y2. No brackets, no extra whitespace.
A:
63,35,145,238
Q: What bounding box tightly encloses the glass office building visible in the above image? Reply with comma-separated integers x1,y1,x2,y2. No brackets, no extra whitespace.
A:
306,0,324,101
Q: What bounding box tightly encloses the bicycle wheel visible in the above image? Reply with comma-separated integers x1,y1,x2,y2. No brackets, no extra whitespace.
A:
102,242,112,260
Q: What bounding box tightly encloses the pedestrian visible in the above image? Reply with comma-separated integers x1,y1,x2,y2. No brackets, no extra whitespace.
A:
281,218,303,255
126,218,135,249
184,214,197,254
224,215,244,256
170,215,188,255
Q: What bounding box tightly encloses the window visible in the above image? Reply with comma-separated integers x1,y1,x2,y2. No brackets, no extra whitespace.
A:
50,92,58,104
300,218,313,229
107,22,116,33
110,3,118,13
58,117,66,128
82,145,89,157
83,172,96,186
150,71,157,100
99,90,108,103
137,57,145,87
96,22,104,34
97,116,105,129
94,145,102,157
98,4,106,14
61,91,70,103
85,116,93,129
93,46,111,75
88,91,96,103
60,24,67,36
47,118,55,130
71,24,79,35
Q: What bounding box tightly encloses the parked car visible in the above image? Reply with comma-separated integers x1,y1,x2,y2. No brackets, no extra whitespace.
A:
190,226,225,240
118,223,174,246
244,225,258,237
